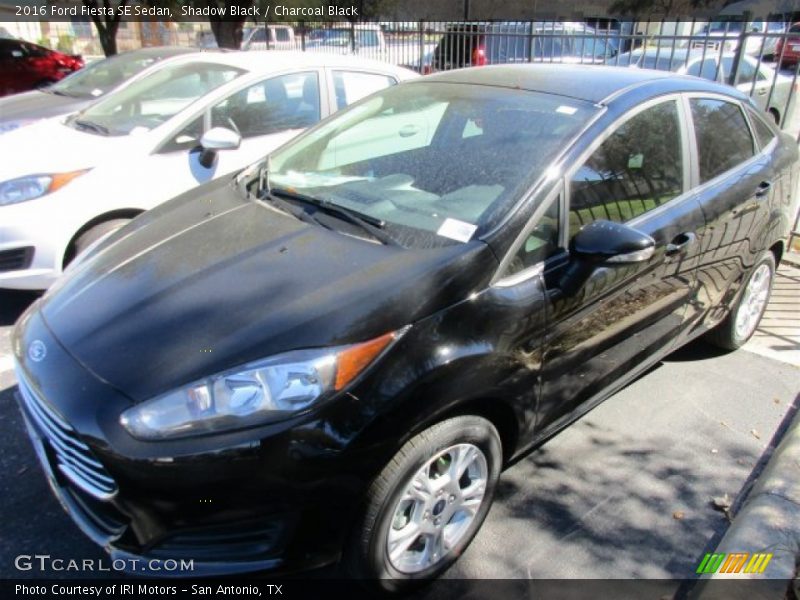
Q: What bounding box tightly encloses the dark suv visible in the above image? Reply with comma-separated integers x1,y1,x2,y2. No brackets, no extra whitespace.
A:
431,21,617,71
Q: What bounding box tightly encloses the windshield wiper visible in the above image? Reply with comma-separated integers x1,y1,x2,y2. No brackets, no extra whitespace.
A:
45,88,76,97
270,187,399,246
73,118,109,136
260,191,322,227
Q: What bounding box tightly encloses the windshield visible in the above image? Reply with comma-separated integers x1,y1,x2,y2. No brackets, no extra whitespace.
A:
265,82,599,246
50,51,175,99
74,61,244,136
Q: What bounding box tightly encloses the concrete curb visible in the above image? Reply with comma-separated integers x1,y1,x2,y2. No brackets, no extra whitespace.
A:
692,404,800,599
783,253,800,267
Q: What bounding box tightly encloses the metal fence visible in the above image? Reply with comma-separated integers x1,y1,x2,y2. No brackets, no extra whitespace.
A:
247,19,800,135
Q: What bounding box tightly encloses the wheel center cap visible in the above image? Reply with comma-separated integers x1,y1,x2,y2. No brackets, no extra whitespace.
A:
433,499,446,516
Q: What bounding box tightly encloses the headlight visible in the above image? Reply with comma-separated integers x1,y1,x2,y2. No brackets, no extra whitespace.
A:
0,119,37,135
120,330,402,440
0,170,88,206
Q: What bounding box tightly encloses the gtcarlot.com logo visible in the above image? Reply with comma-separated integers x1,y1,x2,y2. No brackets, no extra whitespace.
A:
14,554,194,573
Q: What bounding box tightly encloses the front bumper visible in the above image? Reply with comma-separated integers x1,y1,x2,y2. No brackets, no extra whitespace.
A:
0,201,67,290
12,310,372,576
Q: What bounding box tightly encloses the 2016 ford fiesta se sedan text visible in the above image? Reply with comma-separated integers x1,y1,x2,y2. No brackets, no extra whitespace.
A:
12,64,799,589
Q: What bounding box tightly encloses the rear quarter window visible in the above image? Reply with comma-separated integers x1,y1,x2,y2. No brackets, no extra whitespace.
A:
747,108,777,148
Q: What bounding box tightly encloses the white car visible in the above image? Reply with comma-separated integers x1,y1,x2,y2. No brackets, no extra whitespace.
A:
241,25,296,51
610,49,795,125
0,51,417,290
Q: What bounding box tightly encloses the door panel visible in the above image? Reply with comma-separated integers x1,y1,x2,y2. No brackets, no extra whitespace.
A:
537,195,704,431
685,97,773,332
534,97,706,432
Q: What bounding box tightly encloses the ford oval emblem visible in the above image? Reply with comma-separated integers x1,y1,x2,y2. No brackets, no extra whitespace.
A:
28,340,47,363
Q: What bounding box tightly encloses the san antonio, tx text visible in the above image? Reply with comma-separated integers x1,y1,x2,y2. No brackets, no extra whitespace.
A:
16,584,280,596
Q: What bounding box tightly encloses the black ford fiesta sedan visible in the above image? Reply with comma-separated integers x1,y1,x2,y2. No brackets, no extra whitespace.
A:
12,64,799,588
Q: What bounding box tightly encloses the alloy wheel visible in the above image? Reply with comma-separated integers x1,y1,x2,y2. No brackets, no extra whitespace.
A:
386,443,488,574
734,263,772,340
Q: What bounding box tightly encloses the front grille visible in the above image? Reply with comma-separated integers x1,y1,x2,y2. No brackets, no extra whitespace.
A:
17,370,118,500
0,246,34,272
64,484,127,538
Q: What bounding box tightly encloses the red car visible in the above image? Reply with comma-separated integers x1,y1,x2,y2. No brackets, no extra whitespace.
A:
776,22,800,69
0,38,83,97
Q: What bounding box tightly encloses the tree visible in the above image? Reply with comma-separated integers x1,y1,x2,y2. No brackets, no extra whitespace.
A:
608,0,723,18
204,0,253,49
82,0,129,56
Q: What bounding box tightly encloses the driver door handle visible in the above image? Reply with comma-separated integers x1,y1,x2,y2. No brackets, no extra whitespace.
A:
755,180,772,198
665,232,697,258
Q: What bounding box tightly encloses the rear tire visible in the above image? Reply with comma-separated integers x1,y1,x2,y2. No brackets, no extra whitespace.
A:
706,252,776,350
345,416,501,592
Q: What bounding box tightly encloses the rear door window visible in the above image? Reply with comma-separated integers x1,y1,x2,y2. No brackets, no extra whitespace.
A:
686,57,719,81
721,56,756,84
690,98,755,183
332,70,396,110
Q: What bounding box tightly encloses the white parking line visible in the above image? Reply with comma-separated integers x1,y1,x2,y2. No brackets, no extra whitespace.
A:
0,356,13,374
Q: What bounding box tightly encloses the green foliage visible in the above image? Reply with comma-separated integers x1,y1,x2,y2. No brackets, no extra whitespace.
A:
56,34,75,54
608,0,722,18
36,37,51,49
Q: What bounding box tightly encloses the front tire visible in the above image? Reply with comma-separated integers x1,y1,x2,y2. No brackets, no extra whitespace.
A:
66,218,131,266
345,416,502,592
706,252,776,350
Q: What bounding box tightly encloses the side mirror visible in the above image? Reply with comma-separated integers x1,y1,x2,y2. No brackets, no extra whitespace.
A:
560,220,655,295
198,127,241,168
572,220,655,263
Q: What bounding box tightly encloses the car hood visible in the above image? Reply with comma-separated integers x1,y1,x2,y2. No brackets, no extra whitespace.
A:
39,179,495,402
0,90,88,126
0,118,132,178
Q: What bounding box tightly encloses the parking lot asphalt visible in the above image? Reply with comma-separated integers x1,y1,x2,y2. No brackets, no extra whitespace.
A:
1,264,798,587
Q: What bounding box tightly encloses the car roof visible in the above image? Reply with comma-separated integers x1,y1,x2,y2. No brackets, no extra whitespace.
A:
416,63,750,104
114,46,197,59
417,64,677,103
622,48,740,60
166,50,411,76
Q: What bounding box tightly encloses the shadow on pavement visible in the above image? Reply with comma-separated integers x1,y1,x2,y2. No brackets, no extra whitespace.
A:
0,385,105,578
0,290,40,327
663,338,730,363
